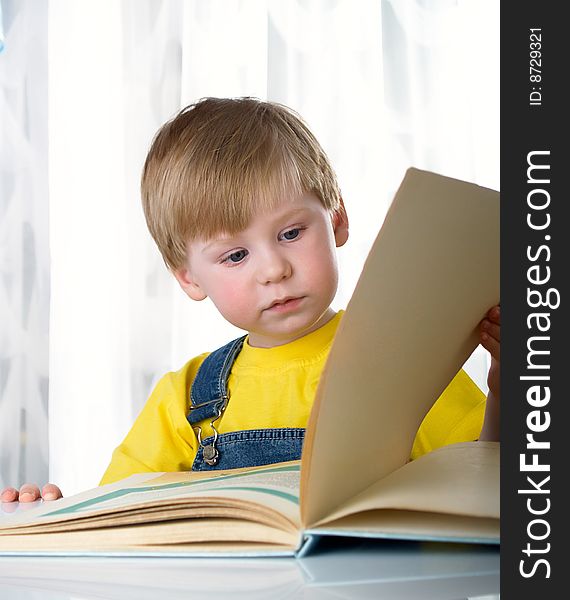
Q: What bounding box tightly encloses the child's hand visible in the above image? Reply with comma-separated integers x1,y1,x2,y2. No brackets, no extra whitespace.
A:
480,305,500,398
1,483,63,503
479,305,500,441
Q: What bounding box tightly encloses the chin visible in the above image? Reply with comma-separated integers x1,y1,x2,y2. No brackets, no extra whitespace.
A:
272,316,323,340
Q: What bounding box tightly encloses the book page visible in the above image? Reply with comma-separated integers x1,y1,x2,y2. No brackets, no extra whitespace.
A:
301,168,499,526
313,442,499,526
0,519,300,553
307,510,499,545
0,462,302,534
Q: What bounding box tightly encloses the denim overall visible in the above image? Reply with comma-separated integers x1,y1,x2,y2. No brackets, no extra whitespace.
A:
187,336,306,471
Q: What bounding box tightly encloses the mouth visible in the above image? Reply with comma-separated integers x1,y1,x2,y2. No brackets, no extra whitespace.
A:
265,297,305,312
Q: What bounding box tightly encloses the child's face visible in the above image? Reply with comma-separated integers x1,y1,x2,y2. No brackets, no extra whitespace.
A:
174,192,349,348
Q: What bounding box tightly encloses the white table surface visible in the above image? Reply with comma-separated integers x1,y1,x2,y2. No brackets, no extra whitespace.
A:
0,500,499,600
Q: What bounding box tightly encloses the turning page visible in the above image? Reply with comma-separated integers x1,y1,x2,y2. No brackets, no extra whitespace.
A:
301,168,500,526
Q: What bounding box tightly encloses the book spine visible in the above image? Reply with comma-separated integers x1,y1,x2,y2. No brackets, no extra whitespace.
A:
295,533,320,558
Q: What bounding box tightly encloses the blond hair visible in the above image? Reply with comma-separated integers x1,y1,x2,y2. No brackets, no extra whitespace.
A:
141,97,341,270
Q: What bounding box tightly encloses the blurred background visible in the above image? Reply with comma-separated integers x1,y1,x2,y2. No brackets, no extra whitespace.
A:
0,0,498,495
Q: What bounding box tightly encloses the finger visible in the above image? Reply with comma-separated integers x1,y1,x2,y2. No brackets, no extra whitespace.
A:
0,487,19,503
487,305,501,324
18,484,41,503
481,319,501,342
481,331,501,362
41,484,63,501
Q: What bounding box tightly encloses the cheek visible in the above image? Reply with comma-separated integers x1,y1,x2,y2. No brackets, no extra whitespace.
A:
303,243,339,290
209,278,254,320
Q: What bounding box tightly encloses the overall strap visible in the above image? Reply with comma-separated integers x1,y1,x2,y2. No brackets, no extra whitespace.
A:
187,335,247,425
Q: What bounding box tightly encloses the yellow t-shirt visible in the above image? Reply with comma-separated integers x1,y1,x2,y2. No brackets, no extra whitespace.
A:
99,311,485,485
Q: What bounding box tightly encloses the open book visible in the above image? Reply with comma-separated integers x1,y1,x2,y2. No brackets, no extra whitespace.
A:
0,168,500,557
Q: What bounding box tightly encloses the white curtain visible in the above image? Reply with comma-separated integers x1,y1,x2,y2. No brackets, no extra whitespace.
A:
0,0,499,495
0,0,50,491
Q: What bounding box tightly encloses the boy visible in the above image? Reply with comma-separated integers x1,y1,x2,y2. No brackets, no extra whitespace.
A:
1,97,500,502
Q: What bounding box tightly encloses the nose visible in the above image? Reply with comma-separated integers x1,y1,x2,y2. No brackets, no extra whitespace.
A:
255,249,292,284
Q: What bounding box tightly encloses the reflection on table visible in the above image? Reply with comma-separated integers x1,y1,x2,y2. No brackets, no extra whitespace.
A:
0,533,499,600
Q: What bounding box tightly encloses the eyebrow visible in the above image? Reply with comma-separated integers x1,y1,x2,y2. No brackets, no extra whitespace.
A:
201,237,237,254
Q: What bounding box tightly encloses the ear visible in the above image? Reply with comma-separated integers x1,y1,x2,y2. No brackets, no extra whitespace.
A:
332,198,349,247
172,267,207,301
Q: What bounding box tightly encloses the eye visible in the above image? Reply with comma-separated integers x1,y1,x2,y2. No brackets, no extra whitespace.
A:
280,227,303,241
222,249,248,264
